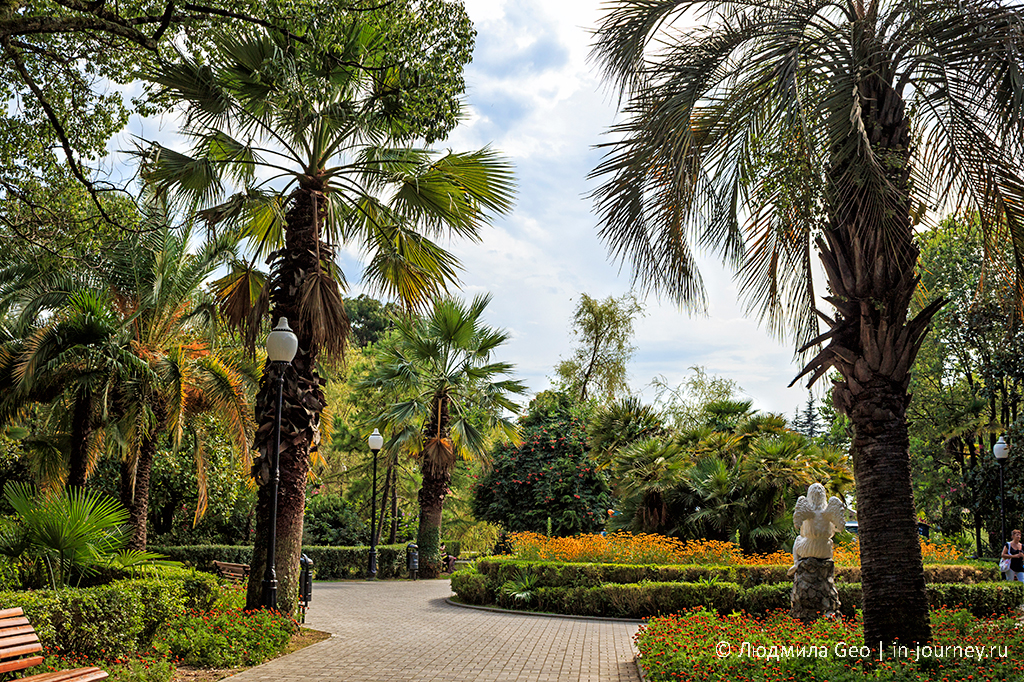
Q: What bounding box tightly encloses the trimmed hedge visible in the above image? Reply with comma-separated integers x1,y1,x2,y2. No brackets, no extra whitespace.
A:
533,582,743,619
453,561,1024,619
451,569,491,605
0,568,221,659
454,579,1024,619
474,558,996,588
150,544,411,579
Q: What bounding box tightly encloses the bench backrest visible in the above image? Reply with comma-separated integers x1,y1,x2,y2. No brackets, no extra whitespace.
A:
212,561,249,581
0,607,43,674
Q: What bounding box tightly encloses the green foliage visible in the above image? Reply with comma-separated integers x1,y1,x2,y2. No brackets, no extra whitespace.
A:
302,544,409,579
499,568,539,605
148,543,412,579
0,568,225,658
450,569,491,605
153,608,295,668
554,293,643,404
472,393,612,535
455,559,1022,619
147,545,253,569
599,398,853,553
474,558,993,590
2,482,132,587
907,214,1024,549
344,295,401,348
145,415,258,546
302,493,368,547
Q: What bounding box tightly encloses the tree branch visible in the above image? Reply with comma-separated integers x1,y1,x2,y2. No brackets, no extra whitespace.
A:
2,36,120,227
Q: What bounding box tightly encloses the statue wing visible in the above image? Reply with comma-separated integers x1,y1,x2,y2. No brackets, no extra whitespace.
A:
793,495,814,529
825,497,847,527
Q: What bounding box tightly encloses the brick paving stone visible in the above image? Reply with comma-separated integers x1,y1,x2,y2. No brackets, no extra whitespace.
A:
228,579,641,682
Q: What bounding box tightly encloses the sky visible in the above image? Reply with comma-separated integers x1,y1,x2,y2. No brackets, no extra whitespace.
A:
389,0,815,418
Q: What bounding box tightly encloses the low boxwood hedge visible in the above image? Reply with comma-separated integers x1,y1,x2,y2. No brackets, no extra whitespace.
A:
453,562,1024,619
474,558,996,588
0,567,221,659
150,544,412,580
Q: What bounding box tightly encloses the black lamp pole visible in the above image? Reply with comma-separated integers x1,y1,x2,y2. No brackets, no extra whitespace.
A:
263,366,285,609
368,429,383,578
1000,458,1007,546
262,318,297,611
995,435,1010,550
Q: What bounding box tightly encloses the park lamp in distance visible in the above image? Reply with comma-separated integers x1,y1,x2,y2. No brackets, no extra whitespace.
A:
994,436,1010,461
368,429,384,453
266,318,298,363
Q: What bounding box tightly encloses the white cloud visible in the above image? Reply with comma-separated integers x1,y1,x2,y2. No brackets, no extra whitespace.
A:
437,0,817,418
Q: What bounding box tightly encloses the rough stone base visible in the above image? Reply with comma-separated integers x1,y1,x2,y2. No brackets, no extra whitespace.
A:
790,557,840,622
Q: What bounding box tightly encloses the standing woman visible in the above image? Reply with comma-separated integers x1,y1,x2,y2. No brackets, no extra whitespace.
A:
1001,529,1024,581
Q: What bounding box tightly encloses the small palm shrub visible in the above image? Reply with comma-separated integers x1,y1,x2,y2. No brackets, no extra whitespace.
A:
0,482,174,588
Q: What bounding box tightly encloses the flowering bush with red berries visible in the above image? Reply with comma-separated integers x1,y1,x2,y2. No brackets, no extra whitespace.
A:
472,393,612,536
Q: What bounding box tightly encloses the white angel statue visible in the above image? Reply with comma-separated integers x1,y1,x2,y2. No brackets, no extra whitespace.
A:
788,482,846,577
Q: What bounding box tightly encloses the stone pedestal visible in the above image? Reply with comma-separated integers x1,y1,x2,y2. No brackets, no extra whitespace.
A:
790,557,840,622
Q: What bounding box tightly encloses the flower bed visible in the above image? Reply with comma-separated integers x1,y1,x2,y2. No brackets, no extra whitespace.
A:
506,532,963,566
636,607,1024,681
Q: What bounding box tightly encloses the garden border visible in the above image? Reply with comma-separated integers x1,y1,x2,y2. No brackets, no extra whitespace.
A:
444,597,645,624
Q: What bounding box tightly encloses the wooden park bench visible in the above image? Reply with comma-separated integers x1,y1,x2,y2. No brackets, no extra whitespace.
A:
0,607,108,681
212,561,250,583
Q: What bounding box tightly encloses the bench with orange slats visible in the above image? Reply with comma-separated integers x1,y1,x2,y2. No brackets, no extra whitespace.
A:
0,607,107,681
212,561,249,583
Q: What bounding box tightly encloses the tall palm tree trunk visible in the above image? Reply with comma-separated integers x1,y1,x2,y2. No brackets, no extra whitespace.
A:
121,436,156,550
246,186,328,614
417,466,451,579
67,393,92,489
813,72,940,646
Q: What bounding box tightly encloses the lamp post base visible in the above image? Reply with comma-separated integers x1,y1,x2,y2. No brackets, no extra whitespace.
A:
263,577,278,611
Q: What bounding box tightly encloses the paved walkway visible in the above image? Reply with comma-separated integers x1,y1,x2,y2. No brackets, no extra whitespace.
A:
229,580,641,681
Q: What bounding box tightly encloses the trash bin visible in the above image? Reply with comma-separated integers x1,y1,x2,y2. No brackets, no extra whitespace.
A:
406,543,419,580
298,554,314,621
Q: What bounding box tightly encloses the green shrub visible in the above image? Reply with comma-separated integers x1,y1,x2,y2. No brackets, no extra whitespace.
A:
739,584,790,614
147,545,252,569
149,543,410,579
302,493,367,547
455,561,1024,619
0,567,226,658
476,558,995,590
153,608,295,668
531,582,742,619
450,569,491,605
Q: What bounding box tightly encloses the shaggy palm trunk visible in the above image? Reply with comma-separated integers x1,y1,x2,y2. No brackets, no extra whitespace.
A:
417,466,451,578
121,436,155,550
67,393,92,489
808,60,941,646
246,186,328,614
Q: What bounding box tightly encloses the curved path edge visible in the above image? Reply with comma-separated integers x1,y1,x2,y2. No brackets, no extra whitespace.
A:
444,597,646,624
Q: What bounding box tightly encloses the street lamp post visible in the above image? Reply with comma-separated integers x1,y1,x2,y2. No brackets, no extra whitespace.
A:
368,429,384,578
994,435,1010,549
263,318,298,610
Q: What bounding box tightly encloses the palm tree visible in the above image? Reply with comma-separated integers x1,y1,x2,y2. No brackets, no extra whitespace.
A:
361,294,525,577
142,25,515,609
608,437,685,533
0,214,255,547
587,395,665,467
102,224,258,549
0,291,148,489
591,0,1024,645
